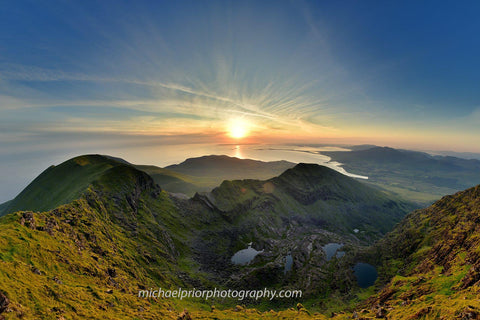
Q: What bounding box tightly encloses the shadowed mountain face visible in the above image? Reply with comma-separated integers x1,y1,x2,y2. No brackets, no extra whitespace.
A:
324,146,480,205
206,163,413,238
0,154,417,318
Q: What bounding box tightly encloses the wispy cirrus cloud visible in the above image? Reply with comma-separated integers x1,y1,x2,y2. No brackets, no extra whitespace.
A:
0,61,342,136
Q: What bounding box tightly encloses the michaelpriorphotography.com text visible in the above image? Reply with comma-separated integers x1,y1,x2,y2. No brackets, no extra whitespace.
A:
138,287,303,301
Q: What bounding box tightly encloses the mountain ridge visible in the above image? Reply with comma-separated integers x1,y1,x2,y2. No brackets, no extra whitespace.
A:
5,153,469,319
1,155,127,216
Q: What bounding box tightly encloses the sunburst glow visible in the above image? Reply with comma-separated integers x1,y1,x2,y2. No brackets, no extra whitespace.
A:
228,119,249,139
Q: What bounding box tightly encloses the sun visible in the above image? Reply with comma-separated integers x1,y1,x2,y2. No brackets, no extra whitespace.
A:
228,119,249,139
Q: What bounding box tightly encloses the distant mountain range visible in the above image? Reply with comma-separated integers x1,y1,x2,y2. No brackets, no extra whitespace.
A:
4,146,479,214
136,155,295,197
324,146,480,204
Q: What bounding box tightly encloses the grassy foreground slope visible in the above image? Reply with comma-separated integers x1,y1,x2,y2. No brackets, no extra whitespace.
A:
341,185,480,319
0,155,205,319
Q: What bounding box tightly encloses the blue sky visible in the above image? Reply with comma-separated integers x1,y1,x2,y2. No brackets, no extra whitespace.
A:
1,0,480,201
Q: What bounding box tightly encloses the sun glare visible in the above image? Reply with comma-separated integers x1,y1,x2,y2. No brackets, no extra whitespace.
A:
228,119,249,139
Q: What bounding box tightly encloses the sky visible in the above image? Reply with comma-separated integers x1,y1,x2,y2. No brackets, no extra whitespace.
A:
1,0,480,201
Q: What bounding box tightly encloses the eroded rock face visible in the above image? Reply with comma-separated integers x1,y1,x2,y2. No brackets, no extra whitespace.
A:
20,211,36,229
0,291,9,314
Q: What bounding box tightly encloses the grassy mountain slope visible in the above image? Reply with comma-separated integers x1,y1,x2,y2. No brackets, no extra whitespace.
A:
208,163,414,238
135,156,295,197
324,146,480,204
343,185,480,319
1,155,128,216
0,158,214,319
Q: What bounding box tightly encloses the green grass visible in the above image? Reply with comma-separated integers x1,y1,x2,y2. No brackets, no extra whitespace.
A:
3,155,124,215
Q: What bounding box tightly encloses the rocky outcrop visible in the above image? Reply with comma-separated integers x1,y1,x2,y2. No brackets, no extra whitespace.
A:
0,291,9,314
20,211,36,229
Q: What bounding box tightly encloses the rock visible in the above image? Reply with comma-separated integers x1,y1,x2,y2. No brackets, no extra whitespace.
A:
0,291,9,314
375,307,387,318
32,267,42,275
177,309,192,320
234,305,243,312
296,303,305,311
106,289,113,294
411,306,431,318
45,217,58,235
352,311,359,319
20,212,36,229
458,307,478,319
53,276,63,284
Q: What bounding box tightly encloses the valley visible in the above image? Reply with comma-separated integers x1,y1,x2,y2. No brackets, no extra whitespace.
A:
0,152,479,319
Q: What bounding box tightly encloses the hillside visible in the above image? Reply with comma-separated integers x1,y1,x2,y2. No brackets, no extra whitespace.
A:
1,155,128,216
343,184,480,319
0,154,424,319
185,163,415,305
324,146,480,204
209,163,412,236
0,157,209,319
